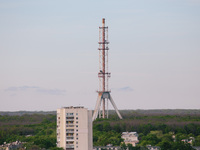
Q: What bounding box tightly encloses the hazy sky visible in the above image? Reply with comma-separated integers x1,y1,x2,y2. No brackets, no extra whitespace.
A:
0,0,200,111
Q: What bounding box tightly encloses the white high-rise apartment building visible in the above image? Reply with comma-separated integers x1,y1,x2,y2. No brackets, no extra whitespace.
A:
57,106,93,150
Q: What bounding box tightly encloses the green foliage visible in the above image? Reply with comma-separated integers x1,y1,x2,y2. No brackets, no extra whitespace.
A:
1,110,200,149
93,111,200,148
140,133,161,146
120,143,146,150
93,130,122,146
150,130,163,139
50,147,64,150
0,114,58,149
103,122,111,132
120,142,127,150
193,135,200,146
127,143,135,150
28,145,40,150
171,141,195,150
158,141,172,150
33,136,56,149
93,122,122,146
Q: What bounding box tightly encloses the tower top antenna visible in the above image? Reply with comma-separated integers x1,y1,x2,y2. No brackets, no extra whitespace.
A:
102,18,105,24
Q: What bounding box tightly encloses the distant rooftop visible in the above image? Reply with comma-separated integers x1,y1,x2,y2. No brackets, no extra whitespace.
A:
63,106,84,109
122,132,138,135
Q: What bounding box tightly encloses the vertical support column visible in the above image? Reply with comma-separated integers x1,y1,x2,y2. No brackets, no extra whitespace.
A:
107,98,109,119
102,18,106,118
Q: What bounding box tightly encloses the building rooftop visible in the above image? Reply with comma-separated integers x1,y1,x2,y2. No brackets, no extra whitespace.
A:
62,106,84,109
122,132,138,135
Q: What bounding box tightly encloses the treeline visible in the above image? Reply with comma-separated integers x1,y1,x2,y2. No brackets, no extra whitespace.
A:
1,109,200,116
94,121,200,137
119,109,200,116
0,114,55,126
0,111,56,116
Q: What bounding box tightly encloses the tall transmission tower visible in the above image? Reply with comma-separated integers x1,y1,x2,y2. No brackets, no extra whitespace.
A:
92,18,123,121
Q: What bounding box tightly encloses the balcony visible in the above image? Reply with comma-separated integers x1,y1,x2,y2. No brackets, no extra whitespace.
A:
66,137,74,141
66,129,74,133
66,125,74,127
66,119,74,121
66,145,74,148
66,131,74,134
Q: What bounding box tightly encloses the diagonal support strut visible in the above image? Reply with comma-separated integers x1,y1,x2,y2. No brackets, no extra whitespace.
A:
92,92,123,121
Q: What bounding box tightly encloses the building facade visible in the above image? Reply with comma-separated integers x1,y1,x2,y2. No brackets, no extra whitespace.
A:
121,132,139,147
57,106,93,150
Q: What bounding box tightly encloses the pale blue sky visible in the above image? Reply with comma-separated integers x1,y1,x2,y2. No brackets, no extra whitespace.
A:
0,0,200,111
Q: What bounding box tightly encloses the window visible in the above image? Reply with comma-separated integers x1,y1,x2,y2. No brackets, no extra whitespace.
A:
76,125,78,127
76,121,78,124
66,113,73,116
66,129,74,132
66,117,74,120
76,117,78,119
76,113,78,115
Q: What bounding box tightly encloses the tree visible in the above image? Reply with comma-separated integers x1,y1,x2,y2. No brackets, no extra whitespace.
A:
120,142,127,150
171,141,195,150
29,145,40,150
50,147,64,150
158,141,172,150
193,135,200,146
103,122,111,132
140,134,160,146
127,143,136,150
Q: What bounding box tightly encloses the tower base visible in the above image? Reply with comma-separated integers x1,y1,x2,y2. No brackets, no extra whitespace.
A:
92,91,123,121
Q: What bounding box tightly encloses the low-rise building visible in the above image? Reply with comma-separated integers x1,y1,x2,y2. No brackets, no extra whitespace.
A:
121,132,139,147
0,141,23,150
147,145,161,150
93,146,120,150
181,137,195,145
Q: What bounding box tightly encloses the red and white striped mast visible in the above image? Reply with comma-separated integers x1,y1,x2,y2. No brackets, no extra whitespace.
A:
93,18,122,121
